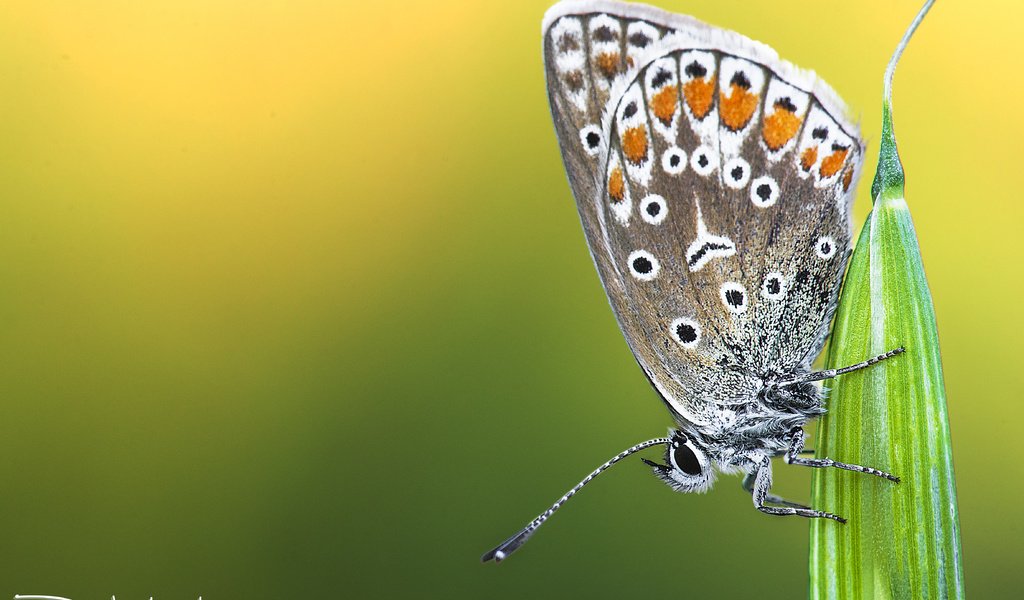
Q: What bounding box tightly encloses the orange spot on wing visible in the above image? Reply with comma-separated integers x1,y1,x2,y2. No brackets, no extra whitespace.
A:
842,166,854,192
595,53,620,79
683,77,715,120
762,109,802,151
608,167,625,202
622,126,648,165
819,147,850,178
720,84,758,131
650,86,678,125
800,146,818,171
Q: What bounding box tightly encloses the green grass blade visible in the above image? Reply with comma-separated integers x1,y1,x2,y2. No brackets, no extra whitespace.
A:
808,1,965,598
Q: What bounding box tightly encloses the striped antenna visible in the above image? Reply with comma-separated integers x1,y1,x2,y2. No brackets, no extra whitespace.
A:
482,437,670,563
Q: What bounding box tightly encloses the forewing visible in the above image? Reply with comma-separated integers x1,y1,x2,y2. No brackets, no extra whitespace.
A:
542,1,863,425
542,7,674,294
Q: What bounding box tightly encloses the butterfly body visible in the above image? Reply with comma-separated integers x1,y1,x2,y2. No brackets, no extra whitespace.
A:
481,0,901,564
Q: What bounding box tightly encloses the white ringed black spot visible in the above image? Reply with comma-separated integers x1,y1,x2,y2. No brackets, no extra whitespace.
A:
639,195,667,225
691,146,717,177
750,175,779,208
719,282,748,314
723,157,751,189
669,317,701,349
761,272,785,300
579,125,602,156
815,236,837,260
627,250,660,281
662,147,687,175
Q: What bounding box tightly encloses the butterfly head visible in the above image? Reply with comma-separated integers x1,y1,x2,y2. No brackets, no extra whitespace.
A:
642,430,716,493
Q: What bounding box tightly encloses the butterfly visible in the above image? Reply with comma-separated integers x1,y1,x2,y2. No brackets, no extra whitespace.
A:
482,0,903,564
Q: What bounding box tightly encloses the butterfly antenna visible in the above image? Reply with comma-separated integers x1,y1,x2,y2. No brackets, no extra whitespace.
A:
481,437,670,564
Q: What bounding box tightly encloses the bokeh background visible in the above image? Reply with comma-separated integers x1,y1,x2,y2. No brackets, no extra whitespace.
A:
0,0,1019,597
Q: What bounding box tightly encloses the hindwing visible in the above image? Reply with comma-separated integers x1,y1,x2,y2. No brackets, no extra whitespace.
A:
543,1,863,425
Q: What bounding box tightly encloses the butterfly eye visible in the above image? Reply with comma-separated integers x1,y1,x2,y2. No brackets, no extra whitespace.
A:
671,442,703,476
650,431,714,493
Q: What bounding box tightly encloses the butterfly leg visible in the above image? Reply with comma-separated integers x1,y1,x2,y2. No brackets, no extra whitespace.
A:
778,347,905,386
741,471,810,509
783,428,900,483
750,456,845,522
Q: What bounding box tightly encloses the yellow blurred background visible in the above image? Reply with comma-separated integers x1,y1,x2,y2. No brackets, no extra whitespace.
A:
0,0,1018,597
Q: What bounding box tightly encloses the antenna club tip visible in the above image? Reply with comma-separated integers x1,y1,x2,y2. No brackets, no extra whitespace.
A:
481,547,508,563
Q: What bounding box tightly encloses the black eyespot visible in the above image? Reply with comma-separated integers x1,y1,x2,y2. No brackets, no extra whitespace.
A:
812,126,829,141
669,154,680,167
750,176,778,207
624,102,638,118
722,158,750,189
815,236,837,259
729,71,751,89
673,444,702,476
831,142,849,152
629,250,660,280
670,317,700,348
675,322,697,344
684,61,707,78
593,26,615,42
697,154,709,167
774,97,797,112
646,202,661,217
629,32,651,48
564,70,585,92
651,68,673,88
720,282,748,313
558,34,580,54
580,126,603,155
761,273,785,300
725,288,744,307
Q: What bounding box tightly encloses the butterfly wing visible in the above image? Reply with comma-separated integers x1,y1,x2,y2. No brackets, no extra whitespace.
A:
543,1,863,426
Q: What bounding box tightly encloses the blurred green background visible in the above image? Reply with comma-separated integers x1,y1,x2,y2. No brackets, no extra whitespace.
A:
0,0,1018,597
